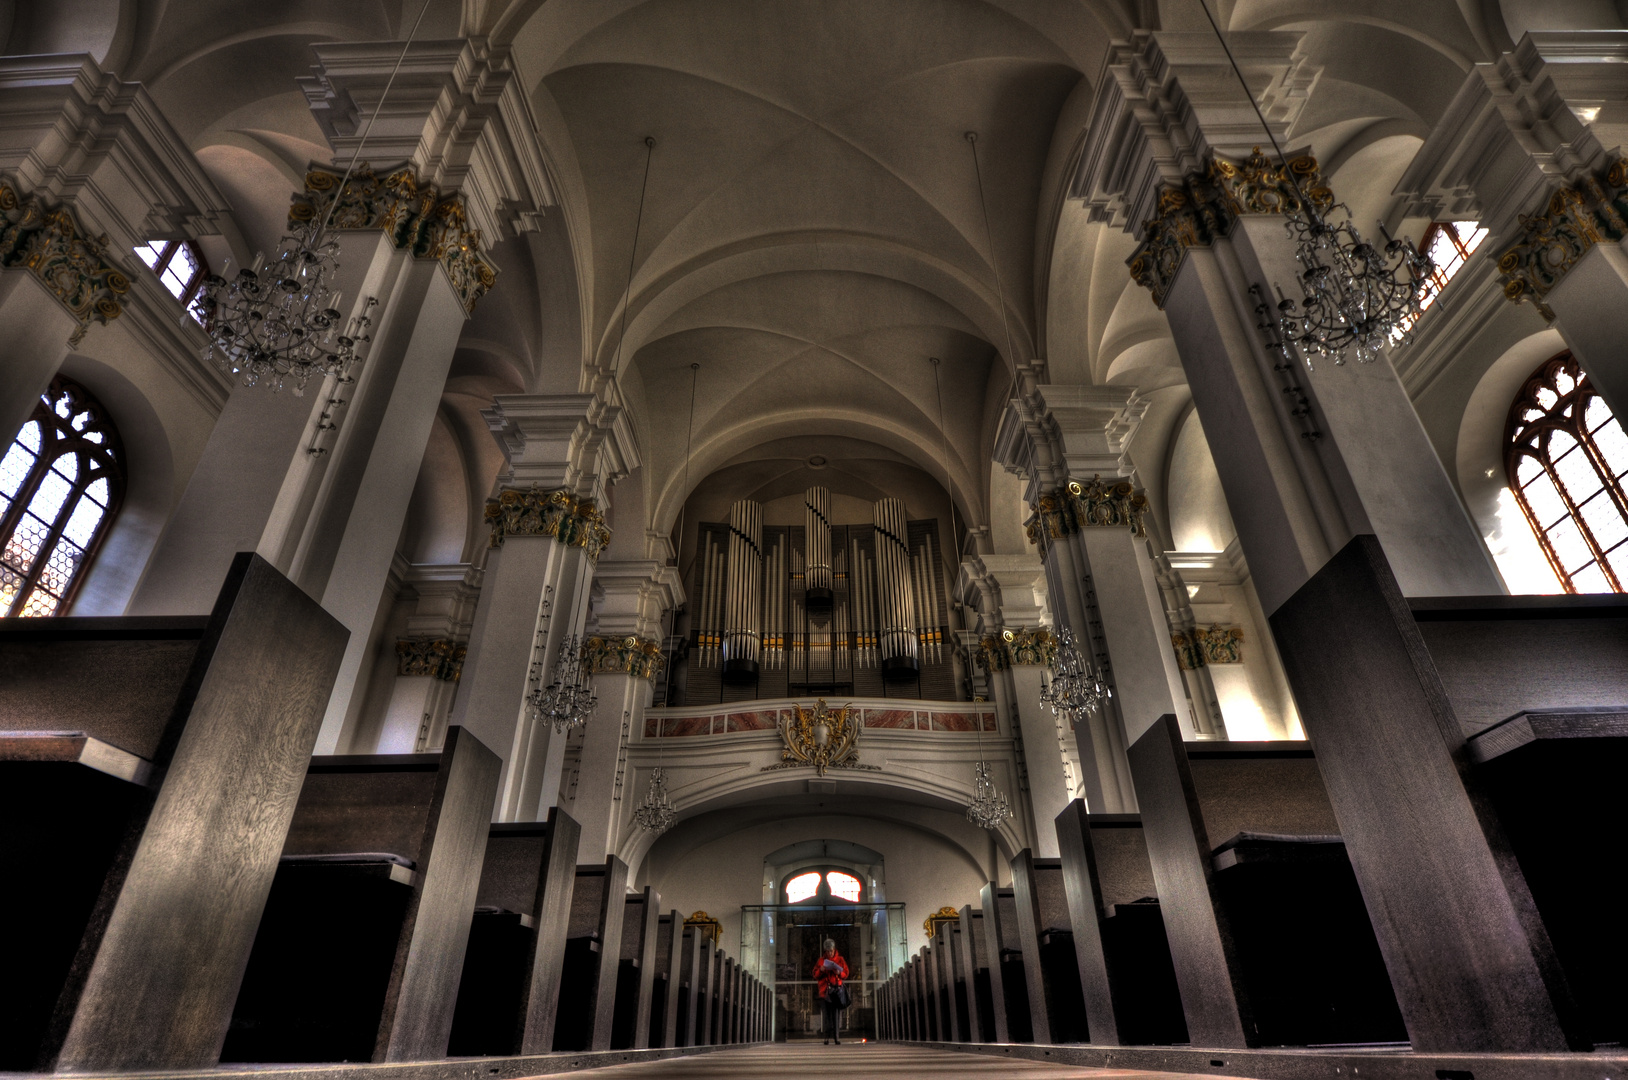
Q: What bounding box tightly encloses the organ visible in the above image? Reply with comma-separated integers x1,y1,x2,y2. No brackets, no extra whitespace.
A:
685,497,952,702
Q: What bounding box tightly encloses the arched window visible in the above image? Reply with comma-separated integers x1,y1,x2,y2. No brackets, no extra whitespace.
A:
825,871,862,902
0,377,125,616
134,239,209,322
1392,221,1489,340
1506,352,1628,593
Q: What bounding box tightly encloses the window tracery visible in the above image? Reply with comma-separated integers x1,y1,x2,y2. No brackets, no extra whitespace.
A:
0,377,125,616
1506,352,1628,593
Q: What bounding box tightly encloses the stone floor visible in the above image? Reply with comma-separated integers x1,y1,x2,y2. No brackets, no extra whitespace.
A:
556,1043,1246,1080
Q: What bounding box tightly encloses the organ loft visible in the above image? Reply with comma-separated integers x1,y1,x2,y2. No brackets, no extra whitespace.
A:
1,2,1626,1079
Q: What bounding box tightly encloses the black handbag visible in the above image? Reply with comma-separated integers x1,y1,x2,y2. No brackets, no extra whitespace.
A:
825,983,851,1010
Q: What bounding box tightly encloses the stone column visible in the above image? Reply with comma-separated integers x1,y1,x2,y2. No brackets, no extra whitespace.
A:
1076,31,1504,615
375,562,481,753
448,393,636,822
995,382,1191,812
1397,32,1628,420
127,41,549,760
568,558,681,860
963,552,1075,853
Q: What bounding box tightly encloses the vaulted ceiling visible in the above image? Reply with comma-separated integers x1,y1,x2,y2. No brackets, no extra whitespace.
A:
2,0,1593,559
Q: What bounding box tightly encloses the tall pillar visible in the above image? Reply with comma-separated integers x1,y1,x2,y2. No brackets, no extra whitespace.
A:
127,41,549,758
996,383,1190,812
963,553,1074,853
1077,31,1504,615
1397,32,1628,421
568,558,681,860
449,393,635,821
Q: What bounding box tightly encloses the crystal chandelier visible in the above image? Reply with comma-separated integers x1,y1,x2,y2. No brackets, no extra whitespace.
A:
1272,206,1433,367
195,223,374,393
966,762,1012,831
1039,626,1111,725
528,634,598,734
633,766,678,834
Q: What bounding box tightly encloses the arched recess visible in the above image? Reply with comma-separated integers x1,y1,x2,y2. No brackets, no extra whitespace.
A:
53,353,175,615
622,774,1018,955
764,839,887,902
1456,327,1569,593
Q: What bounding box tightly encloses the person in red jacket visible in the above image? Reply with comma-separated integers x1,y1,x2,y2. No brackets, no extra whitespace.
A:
812,939,849,1044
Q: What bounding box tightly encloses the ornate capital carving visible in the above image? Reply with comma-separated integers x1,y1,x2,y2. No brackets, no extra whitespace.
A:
976,627,1056,671
291,163,498,313
1025,475,1149,557
1172,625,1244,670
485,484,611,558
1497,157,1628,320
582,634,665,680
1128,149,1332,308
0,175,130,345
396,637,466,681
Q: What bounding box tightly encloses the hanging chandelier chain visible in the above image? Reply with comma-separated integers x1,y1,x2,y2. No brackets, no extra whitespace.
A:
965,132,1021,382
613,137,657,377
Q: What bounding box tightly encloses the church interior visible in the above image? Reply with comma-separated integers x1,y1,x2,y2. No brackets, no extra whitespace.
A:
2,1,1628,1079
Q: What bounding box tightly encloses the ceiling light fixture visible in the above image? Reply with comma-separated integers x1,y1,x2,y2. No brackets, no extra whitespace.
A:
196,0,434,393
1198,0,1432,367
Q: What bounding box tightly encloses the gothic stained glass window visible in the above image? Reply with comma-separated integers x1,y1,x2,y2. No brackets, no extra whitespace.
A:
825,871,862,902
1506,352,1628,593
785,872,821,904
0,378,125,616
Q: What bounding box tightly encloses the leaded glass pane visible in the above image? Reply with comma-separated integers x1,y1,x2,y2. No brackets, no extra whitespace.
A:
134,241,168,268
1552,444,1603,503
1,435,36,497
1549,428,1578,460
1547,515,1594,572
36,536,83,595
54,395,72,419
4,512,52,575
1571,560,1613,593
61,496,105,548
28,468,72,526
1523,472,1568,529
1578,489,1628,552
1516,454,1543,485
1593,417,1628,477
17,419,39,454
51,451,78,485
85,476,109,507
0,563,22,611
19,588,59,617
1588,395,1614,432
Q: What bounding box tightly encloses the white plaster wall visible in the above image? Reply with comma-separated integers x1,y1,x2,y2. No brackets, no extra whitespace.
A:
1166,408,1238,554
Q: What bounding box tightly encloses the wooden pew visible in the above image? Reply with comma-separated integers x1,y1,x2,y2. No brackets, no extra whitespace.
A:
0,553,346,1072
977,881,1030,1041
694,935,716,1045
610,886,660,1049
1011,849,1089,1044
222,725,500,1062
647,910,683,1047
447,809,581,1055
948,906,981,1042
1127,714,1404,1049
552,857,630,1051
675,923,703,1045
1469,707,1628,1046
1271,535,1625,1052
1053,800,1185,1046
930,932,953,1041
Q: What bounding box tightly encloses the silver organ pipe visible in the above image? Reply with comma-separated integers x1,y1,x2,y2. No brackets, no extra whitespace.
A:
723,499,763,684
804,486,833,617
873,498,918,680
923,531,942,662
703,534,722,668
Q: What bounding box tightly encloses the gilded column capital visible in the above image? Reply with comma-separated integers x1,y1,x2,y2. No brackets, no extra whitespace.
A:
1171,625,1244,670
1025,475,1149,557
582,634,665,680
290,163,498,313
1496,156,1628,321
0,174,130,345
396,637,466,681
484,484,611,558
1128,148,1333,308
975,627,1056,671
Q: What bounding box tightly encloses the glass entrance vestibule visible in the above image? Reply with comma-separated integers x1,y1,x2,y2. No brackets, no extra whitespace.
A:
739,902,907,1040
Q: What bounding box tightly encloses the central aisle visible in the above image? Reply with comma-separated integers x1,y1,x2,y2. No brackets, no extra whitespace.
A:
553,1044,1253,1080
